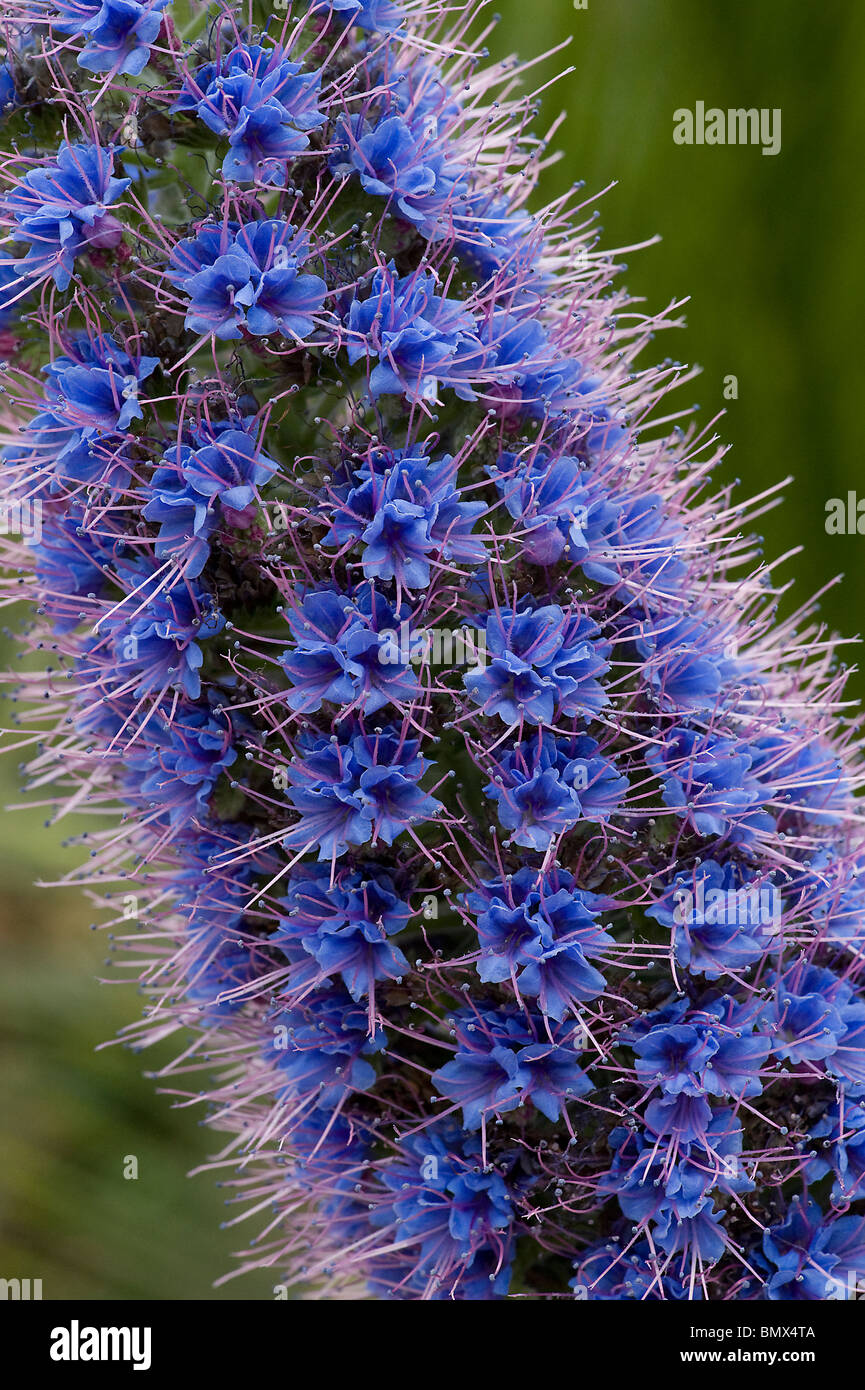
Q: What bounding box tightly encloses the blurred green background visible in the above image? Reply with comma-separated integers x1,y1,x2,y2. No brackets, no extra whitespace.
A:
2,0,863,1300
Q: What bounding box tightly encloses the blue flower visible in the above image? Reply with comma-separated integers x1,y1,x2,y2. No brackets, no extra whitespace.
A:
632,1000,770,1100
236,220,328,335
808,1100,865,1203
12,334,156,492
759,966,865,1085
0,62,18,114
279,585,421,715
335,113,433,207
267,987,385,1109
332,112,464,239
431,1027,523,1130
484,733,628,850
761,1197,865,1300
344,261,478,402
171,825,258,1019
41,331,158,431
322,443,485,588
168,219,327,340
787,850,865,949
644,1092,714,1147
653,1203,728,1265
181,251,259,339
477,312,585,421
274,862,411,1002
432,1007,591,1129
634,613,738,711
369,1121,517,1296
573,1238,703,1301
456,189,542,281
30,505,115,631
130,701,236,829
171,42,326,185
308,0,405,33
692,1010,770,1100
492,451,686,600
141,415,274,574
647,859,780,978
831,1008,865,1087
633,1024,720,1098
647,725,775,847
52,0,170,76
289,1114,369,1245
750,728,849,825
281,725,442,861
464,603,609,725
0,262,31,329
141,467,215,578
760,962,850,1065
7,141,130,290
465,865,612,1019
93,564,223,700
491,451,605,566
603,1112,750,1227
578,488,686,597
172,427,277,510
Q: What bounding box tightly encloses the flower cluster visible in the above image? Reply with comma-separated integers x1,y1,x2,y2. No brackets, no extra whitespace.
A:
322,442,486,589
1,0,863,1304
7,140,130,290
41,1,170,76
172,40,326,185
166,218,328,340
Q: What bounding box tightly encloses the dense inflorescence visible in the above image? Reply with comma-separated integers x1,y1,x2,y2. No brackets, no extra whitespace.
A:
2,0,865,1301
